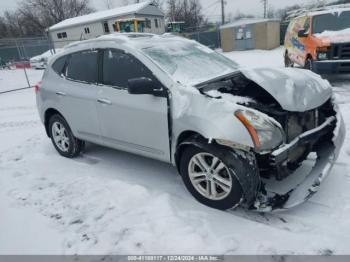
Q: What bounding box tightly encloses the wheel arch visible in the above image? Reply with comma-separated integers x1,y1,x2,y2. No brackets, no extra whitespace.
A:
44,108,65,137
174,130,207,172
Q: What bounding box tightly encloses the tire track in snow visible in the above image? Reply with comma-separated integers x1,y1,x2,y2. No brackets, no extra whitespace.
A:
0,120,40,130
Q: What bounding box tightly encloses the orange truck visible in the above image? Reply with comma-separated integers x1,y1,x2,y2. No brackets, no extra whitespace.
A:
284,7,350,74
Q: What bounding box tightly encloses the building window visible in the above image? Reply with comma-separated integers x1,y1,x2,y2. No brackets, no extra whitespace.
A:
57,32,67,39
103,22,110,33
145,19,151,29
84,27,90,34
155,19,159,28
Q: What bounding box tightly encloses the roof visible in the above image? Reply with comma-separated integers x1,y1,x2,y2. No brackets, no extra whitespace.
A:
63,33,192,51
49,1,161,31
220,18,280,29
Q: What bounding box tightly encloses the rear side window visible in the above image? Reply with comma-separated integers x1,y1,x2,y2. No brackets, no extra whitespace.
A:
66,50,98,83
52,56,67,75
102,49,154,88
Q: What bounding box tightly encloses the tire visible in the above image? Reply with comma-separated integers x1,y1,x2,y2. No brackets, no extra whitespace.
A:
179,140,260,210
284,51,294,68
48,114,84,158
304,58,313,71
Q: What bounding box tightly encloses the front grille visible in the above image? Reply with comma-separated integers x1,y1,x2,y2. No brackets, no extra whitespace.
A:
285,110,317,142
331,42,350,59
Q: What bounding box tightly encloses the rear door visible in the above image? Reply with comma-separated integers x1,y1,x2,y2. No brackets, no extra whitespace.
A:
96,49,170,162
61,50,101,143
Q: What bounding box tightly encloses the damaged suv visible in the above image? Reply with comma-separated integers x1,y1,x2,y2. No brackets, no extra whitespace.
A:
36,33,345,211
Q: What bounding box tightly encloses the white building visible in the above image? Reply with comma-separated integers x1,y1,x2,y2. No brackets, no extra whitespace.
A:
48,1,165,48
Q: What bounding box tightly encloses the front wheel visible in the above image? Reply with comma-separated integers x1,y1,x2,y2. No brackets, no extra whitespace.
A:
179,141,260,210
284,51,294,68
304,58,313,71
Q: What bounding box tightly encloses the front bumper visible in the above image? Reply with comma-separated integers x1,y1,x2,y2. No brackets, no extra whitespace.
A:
252,112,346,212
313,59,350,74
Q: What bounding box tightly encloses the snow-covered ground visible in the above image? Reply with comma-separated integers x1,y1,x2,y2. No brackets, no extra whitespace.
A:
0,69,43,93
1,48,350,255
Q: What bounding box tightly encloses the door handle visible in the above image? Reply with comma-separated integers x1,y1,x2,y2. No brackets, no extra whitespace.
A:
97,98,112,105
55,91,66,96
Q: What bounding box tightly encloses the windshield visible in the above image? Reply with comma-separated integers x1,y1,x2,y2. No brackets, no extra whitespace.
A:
142,41,238,86
313,10,350,34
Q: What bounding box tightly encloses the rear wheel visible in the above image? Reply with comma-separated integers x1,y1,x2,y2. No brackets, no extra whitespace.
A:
284,51,294,68
49,114,84,158
179,140,260,210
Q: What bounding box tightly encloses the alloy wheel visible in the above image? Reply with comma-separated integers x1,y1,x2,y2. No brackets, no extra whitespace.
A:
52,122,70,152
188,153,233,201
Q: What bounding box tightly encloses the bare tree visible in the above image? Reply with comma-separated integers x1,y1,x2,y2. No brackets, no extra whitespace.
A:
0,0,94,37
104,0,115,9
166,0,204,31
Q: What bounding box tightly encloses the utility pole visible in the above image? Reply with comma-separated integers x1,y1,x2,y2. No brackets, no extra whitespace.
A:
221,0,225,25
262,0,268,18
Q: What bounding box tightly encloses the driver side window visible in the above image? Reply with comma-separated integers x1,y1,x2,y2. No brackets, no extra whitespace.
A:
102,49,155,88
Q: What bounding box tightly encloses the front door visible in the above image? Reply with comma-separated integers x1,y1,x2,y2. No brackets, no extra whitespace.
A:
96,49,170,162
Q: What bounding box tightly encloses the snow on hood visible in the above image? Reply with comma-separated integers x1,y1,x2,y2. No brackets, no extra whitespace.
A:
241,67,332,112
314,28,350,44
205,90,255,105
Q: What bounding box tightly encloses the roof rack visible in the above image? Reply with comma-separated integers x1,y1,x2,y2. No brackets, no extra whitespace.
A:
285,3,350,20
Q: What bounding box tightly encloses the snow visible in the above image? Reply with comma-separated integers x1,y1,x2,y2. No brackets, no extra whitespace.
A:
206,90,254,105
49,1,153,31
314,28,350,43
0,69,43,93
220,18,279,29
1,47,350,255
30,49,63,62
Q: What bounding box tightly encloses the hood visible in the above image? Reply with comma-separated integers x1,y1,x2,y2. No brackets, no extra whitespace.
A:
241,67,332,112
314,28,350,44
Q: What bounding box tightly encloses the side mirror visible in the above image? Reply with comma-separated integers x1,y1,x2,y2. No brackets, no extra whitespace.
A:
298,29,308,38
127,77,166,97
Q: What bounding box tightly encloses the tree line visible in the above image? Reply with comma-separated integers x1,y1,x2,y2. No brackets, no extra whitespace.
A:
1,0,350,38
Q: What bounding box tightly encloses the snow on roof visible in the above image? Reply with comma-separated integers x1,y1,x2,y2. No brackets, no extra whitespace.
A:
220,18,279,29
286,5,350,20
307,7,350,17
63,33,192,51
49,1,155,31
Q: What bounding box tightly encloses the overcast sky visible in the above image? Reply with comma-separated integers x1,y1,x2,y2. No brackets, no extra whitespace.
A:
0,0,330,21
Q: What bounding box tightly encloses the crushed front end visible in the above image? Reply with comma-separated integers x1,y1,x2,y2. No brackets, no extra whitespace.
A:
252,99,346,211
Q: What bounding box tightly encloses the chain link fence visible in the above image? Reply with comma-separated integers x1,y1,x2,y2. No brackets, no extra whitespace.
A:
0,36,55,94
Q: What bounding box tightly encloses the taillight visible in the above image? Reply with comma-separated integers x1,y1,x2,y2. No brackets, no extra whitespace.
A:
35,81,42,93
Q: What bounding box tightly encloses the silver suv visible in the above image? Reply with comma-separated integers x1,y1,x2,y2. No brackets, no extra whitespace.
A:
36,33,345,212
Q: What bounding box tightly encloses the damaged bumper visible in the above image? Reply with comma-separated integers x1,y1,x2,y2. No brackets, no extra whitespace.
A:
252,112,346,212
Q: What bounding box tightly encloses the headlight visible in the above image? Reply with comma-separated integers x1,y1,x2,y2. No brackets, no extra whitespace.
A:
317,52,328,60
235,110,284,151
